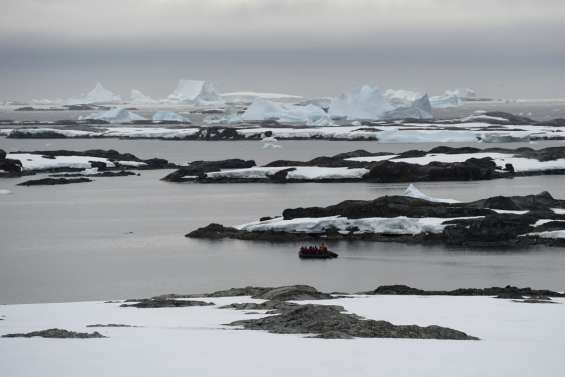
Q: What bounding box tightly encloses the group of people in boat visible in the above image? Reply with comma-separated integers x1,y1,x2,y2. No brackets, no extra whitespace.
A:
300,244,329,254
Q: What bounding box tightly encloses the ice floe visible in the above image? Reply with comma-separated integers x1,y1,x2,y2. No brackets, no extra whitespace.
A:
404,184,460,204
129,89,156,104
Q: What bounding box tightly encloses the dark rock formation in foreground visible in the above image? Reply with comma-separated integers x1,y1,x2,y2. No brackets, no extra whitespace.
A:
228,304,478,340
2,328,105,339
152,285,335,302
187,192,565,248
17,177,93,186
120,298,214,308
363,284,565,298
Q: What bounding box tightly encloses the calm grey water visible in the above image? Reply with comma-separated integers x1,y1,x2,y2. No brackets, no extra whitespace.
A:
1,139,565,304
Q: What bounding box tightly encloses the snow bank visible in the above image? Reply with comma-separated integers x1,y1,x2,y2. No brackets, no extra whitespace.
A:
404,184,460,204
167,79,224,105
527,230,565,239
67,83,122,105
237,215,459,235
152,111,190,123
241,98,330,125
80,108,146,123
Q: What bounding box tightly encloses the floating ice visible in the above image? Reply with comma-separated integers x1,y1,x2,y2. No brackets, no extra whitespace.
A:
328,85,394,120
80,108,146,123
384,89,423,107
385,95,433,120
430,94,462,108
445,88,477,99
0,189,12,195
152,111,190,123
404,184,460,204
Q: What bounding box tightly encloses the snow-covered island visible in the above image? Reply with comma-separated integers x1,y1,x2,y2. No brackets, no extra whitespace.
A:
187,190,565,248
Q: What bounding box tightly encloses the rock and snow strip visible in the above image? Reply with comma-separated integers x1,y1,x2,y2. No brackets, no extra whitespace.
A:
1,295,564,377
204,166,369,181
6,153,146,172
236,216,468,235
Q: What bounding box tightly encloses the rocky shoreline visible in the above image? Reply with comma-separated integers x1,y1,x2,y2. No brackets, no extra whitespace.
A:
187,192,565,248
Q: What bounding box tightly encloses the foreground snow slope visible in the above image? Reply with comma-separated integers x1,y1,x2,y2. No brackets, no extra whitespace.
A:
0,295,563,377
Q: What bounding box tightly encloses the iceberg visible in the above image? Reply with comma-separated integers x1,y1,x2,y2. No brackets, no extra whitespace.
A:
404,184,460,204
430,94,462,108
445,88,477,100
67,83,122,105
241,98,329,124
129,89,156,104
167,79,224,105
385,94,433,120
152,111,190,123
222,92,303,102
328,85,394,120
80,108,146,123
384,89,423,107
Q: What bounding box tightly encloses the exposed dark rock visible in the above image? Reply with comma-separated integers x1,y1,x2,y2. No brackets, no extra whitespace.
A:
162,159,256,182
282,195,492,220
86,324,138,328
363,157,500,182
220,301,300,313
267,167,295,182
252,285,334,301
363,284,565,297
17,177,93,186
2,328,106,339
120,298,214,308
466,191,565,211
228,304,478,340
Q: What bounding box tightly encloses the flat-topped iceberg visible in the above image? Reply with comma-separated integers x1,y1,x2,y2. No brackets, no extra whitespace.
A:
152,111,190,123
241,98,331,125
430,93,462,108
222,91,303,102
445,88,477,99
80,108,146,123
67,83,122,105
167,79,224,105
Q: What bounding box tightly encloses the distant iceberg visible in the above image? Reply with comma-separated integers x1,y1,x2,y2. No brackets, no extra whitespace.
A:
67,83,122,105
222,92,303,102
445,88,477,100
152,111,190,123
430,94,462,108
80,108,146,123
130,89,156,104
242,98,330,125
404,184,460,204
329,85,394,121
329,85,433,121
167,79,224,105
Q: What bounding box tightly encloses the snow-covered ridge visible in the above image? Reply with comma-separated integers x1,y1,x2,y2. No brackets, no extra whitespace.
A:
205,166,369,181
6,153,146,172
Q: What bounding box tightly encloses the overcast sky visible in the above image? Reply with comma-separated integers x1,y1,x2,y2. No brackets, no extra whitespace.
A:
1,0,564,100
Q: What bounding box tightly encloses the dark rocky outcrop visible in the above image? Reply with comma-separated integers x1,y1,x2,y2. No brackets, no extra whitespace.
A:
120,298,214,308
252,285,334,301
50,171,138,178
363,158,500,182
162,159,256,182
228,304,478,340
2,328,106,339
363,284,565,297
0,149,23,176
17,177,93,186
220,301,300,313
